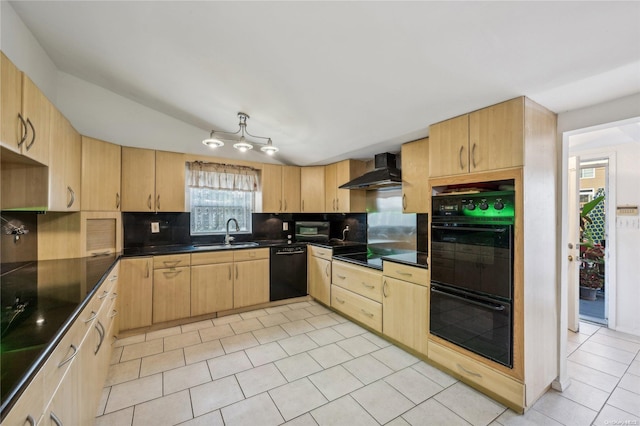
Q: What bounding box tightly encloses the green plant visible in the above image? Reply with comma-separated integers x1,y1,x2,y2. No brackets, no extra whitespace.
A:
580,244,605,289
580,195,604,248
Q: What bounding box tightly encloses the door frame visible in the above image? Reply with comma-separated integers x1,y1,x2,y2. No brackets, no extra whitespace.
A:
556,120,621,391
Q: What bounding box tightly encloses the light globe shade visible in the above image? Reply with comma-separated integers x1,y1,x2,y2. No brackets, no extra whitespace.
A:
260,145,279,155
233,141,254,152
202,137,224,148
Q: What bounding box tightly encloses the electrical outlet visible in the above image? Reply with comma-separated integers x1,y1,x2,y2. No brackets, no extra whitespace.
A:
283,222,289,231
151,222,160,233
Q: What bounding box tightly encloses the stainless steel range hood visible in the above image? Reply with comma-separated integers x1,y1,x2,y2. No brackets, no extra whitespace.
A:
339,153,401,190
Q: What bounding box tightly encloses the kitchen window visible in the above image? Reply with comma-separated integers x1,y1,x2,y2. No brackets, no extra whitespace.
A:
187,162,258,235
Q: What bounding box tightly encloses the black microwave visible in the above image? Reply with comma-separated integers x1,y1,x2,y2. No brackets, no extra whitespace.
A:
294,221,329,242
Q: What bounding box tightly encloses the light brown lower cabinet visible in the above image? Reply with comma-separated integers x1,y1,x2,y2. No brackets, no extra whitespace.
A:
308,248,331,305
153,266,191,323
119,257,153,330
233,258,269,308
382,276,429,354
191,262,234,315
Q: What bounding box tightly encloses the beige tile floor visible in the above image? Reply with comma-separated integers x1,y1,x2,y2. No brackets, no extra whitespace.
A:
95,301,640,425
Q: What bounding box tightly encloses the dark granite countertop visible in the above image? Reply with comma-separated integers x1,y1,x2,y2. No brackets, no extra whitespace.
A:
333,250,428,271
1,254,119,418
122,240,312,256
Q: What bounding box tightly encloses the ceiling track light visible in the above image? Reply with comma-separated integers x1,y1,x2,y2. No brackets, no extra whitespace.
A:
202,112,279,155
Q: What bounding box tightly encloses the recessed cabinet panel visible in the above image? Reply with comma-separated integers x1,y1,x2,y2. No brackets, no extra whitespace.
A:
81,137,121,211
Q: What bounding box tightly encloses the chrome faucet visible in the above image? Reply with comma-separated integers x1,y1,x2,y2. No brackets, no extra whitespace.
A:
225,218,240,245
341,225,350,241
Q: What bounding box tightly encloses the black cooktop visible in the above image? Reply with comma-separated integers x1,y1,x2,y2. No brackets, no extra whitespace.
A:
333,250,428,270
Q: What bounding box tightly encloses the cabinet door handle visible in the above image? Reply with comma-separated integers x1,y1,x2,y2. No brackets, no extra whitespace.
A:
383,280,389,298
17,113,28,147
336,198,339,211
157,194,161,210
235,265,239,280
459,145,465,170
83,310,97,323
58,344,78,368
279,200,282,211
25,415,36,426
302,200,304,211
335,297,345,304
148,194,153,210
325,263,330,277
471,143,477,168
95,321,105,354
228,265,232,280
457,363,482,378
49,412,63,426
332,199,336,211
402,194,407,211
145,260,150,278
336,274,346,280
362,282,374,289
116,192,120,209
25,118,36,151
67,186,75,208
284,199,287,211
360,309,374,318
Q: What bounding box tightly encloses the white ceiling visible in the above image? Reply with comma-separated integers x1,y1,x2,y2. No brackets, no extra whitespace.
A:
10,1,640,166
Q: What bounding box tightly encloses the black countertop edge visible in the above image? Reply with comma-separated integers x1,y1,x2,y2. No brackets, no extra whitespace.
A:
381,252,429,270
332,254,383,271
123,240,366,256
0,257,120,420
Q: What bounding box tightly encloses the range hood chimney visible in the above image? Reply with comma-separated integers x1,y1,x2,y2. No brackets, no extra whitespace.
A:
339,153,402,190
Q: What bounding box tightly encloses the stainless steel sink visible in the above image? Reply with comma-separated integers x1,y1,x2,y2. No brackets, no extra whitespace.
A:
191,242,259,250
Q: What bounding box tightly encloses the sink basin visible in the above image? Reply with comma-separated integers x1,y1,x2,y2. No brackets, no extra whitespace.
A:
192,242,259,250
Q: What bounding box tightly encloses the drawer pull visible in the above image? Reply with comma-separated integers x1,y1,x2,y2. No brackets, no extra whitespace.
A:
396,270,412,277
92,251,110,257
110,292,118,300
163,260,181,267
109,309,118,318
83,310,97,323
109,275,118,281
336,274,346,280
361,282,374,289
360,309,374,318
25,415,35,426
58,344,78,368
335,297,345,304
98,290,109,300
163,270,183,277
50,411,63,426
457,363,482,378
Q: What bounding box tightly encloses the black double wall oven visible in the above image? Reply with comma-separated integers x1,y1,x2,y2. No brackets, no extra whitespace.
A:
429,190,515,368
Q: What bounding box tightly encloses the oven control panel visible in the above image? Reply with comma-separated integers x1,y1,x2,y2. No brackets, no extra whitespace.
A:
433,190,515,220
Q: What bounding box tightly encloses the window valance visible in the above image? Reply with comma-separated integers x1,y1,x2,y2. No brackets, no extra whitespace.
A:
187,162,259,192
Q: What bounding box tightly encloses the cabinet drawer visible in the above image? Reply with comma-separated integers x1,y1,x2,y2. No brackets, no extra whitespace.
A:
1,368,45,426
153,253,190,269
308,245,332,261
331,285,382,332
233,248,269,262
428,341,524,409
41,319,87,407
191,250,234,266
382,262,429,286
332,260,383,302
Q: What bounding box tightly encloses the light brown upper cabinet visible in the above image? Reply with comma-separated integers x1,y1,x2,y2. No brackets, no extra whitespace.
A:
300,166,325,212
261,164,301,213
81,136,121,211
121,147,186,212
325,160,366,213
1,52,51,166
469,97,524,172
401,137,429,213
429,97,527,178
48,109,81,211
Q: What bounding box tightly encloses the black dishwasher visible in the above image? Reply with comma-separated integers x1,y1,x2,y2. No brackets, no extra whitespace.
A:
270,244,308,301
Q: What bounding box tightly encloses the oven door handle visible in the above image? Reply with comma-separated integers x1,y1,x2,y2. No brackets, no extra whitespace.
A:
431,225,508,233
431,286,506,311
